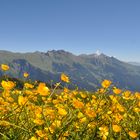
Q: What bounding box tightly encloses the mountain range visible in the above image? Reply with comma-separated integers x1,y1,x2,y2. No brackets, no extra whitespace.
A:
128,62,140,66
0,50,140,91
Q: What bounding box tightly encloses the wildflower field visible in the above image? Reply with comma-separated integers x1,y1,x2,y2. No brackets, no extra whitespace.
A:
0,64,140,140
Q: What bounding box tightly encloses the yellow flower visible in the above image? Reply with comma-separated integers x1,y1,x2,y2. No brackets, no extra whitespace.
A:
61,73,70,83
113,113,123,122
79,117,87,123
75,122,80,129
92,95,97,99
133,107,140,113
109,95,118,103
128,131,138,138
52,120,61,128
107,111,112,114
18,96,28,106
99,126,109,140
1,64,9,71
35,106,42,116
135,92,140,99
112,125,121,133
63,87,70,93
1,80,15,90
113,87,122,94
29,136,37,140
48,125,55,134
63,131,69,137
101,80,112,88
7,97,14,102
117,104,125,112
33,118,44,125
23,72,29,78
77,112,84,119
37,83,50,96
52,99,60,105
24,83,34,89
80,92,87,98
58,108,67,116
99,99,106,106
138,101,140,107
73,99,84,109
98,88,106,94
85,109,96,118
88,122,96,128
36,130,45,138
122,90,131,100
24,90,33,95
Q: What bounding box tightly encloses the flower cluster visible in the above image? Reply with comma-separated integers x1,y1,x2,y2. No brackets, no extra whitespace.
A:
0,64,139,140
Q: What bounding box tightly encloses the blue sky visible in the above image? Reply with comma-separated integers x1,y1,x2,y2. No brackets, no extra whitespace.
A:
0,0,140,62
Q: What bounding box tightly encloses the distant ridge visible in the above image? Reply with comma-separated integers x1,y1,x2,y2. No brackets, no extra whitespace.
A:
0,50,140,91
128,62,140,66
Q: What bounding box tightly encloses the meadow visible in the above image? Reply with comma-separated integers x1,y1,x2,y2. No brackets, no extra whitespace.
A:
0,64,139,140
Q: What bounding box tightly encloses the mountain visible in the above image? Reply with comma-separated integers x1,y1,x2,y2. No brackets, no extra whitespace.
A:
128,62,140,66
0,50,140,91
